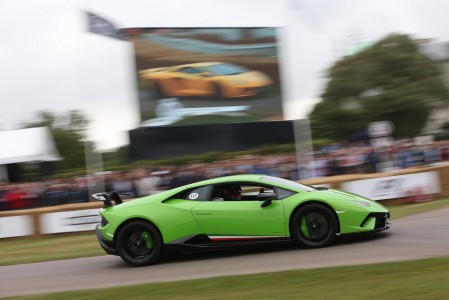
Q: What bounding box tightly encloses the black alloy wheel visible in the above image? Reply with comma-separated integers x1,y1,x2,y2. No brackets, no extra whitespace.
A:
116,220,162,267
291,203,338,248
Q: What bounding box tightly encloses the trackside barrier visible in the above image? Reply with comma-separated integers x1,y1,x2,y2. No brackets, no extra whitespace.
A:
302,163,448,201
302,168,444,204
1,163,448,238
0,202,103,238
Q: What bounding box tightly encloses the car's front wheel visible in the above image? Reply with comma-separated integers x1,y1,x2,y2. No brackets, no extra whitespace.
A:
291,203,338,248
116,220,162,267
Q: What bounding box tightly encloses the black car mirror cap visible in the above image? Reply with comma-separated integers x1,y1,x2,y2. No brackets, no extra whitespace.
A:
260,199,272,208
258,192,277,207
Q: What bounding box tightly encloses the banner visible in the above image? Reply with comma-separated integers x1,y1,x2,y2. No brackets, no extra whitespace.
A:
341,171,441,201
41,209,101,234
0,216,33,238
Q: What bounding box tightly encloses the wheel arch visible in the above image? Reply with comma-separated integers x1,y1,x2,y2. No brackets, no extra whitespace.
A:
288,200,340,237
153,80,167,97
113,217,164,246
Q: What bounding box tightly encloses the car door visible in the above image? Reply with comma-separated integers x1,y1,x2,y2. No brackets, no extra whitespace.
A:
191,183,286,238
169,67,210,96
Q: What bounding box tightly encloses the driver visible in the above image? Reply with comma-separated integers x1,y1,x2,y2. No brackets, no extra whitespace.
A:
222,185,242,201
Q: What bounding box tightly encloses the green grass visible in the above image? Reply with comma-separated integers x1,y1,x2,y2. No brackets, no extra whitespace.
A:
1,198,448,267
387,198,449,219
6,256,449,299
0,233,104,266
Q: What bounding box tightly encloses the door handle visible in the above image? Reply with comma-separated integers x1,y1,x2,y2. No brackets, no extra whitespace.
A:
195,211,212,215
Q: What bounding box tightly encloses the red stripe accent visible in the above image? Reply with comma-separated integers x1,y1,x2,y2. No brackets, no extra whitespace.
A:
211,237,244,241
209,236,284,241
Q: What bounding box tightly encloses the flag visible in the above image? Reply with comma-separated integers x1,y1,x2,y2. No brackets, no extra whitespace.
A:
86,11,124,40
288,0,326,34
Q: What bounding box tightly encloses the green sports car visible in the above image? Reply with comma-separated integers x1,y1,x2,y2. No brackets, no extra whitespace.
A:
94,174,391,266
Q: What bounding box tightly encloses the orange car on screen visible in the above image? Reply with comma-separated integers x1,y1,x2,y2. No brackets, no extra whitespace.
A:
139,62,273,99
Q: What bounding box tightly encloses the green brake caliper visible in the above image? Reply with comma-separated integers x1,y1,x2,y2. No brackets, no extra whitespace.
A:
300,216,310,239
142,232,154,249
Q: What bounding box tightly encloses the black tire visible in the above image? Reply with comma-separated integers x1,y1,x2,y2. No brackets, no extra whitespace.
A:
153,82,165,98
214,83,224,99
116,220,163,267
291,203,338,248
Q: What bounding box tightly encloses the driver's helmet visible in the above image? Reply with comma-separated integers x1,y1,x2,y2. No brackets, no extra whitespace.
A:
223,185,242,200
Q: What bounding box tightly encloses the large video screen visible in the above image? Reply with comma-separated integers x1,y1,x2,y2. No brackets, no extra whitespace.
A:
121,28,284,127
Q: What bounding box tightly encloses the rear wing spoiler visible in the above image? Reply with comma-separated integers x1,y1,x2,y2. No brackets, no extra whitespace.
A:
92,192,124,208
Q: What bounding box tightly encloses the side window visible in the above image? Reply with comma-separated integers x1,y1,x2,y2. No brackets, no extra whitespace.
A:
241,185,274,201
177,67,191,74
212,184,243,201
275,187,296,200
177,67,202,74
185,186,211,201
189,68,202,74
211,183,275,201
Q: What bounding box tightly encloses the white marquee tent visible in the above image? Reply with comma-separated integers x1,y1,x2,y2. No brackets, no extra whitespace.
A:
0,127,61,181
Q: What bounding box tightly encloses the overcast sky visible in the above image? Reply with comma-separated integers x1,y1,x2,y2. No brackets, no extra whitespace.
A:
1,0,449,150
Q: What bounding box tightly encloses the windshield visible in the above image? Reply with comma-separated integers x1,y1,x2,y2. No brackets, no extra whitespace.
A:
206,63,249,76
260,175,316,192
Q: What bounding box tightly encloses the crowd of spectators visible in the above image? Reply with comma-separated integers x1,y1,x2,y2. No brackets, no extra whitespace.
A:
1,140,449,211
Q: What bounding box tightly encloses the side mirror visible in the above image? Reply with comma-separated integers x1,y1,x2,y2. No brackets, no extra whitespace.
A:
314,186,329,191
257,192,277,208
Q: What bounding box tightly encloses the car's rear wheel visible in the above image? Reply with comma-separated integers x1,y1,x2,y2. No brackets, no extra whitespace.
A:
214,83,225,99
116,220,162,267
291,203,338,248
153,82,165,98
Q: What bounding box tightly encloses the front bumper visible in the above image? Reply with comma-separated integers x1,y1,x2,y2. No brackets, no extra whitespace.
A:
337,220,391,236
95,225,118,256
337,212,391,236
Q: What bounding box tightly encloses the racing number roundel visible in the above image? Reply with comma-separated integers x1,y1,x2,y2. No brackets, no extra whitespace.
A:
189,193,199,200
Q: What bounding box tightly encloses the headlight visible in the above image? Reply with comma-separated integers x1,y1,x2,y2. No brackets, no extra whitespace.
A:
350,200,371,207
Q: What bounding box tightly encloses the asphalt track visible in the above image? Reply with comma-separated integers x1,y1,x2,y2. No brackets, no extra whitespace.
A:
2,207,449,298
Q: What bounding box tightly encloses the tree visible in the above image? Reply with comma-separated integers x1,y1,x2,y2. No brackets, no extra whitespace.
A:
309,34,449,140
22,110,93,172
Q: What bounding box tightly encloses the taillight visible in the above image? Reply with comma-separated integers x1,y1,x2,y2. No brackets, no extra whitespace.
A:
101,216,109,227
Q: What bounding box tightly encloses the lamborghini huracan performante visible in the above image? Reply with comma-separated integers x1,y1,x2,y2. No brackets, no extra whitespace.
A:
94,175,391,267
139,62,273,98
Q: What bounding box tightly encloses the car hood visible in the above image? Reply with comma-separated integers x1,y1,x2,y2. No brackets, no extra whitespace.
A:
317,188,376,202
314,188,388,211
324,189,369,200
